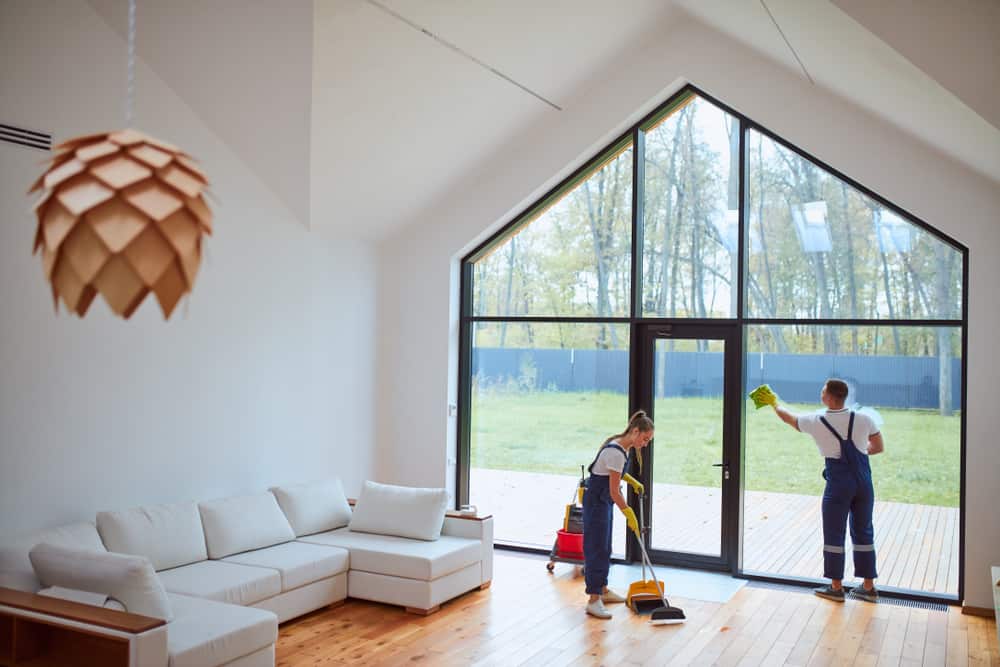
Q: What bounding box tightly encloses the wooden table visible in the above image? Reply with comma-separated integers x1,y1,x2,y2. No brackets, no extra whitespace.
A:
0,587,166,667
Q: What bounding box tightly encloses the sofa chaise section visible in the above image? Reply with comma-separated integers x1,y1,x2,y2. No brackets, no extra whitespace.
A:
166,592,277,667
299,527,484,614
287,481,494,615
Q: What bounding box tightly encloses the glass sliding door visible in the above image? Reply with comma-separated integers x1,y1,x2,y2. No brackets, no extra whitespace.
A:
636,323,740,570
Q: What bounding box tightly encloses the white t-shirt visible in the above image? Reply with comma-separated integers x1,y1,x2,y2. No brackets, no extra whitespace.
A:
590,442,628,476
797,408,880,458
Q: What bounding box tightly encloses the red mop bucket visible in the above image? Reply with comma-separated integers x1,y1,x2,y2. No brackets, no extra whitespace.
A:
556,529,584,558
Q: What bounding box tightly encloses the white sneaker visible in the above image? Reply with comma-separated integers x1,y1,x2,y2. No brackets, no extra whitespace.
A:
602,589,627,604
586,598,612,619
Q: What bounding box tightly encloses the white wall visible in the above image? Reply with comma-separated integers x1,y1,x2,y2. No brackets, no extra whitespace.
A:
377,13,1000,607
0,2,375,538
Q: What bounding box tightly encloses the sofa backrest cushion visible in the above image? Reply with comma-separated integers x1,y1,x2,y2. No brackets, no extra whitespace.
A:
97,502,208,571
29,543,173,621
0,521,106,593
198,492,295,559
270,479,353,537
348,481,449,541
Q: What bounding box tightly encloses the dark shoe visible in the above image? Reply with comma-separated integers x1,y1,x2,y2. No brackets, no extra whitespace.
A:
813,585,845,602
853,586,878,603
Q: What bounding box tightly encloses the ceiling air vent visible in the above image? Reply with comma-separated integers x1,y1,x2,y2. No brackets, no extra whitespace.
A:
0,123,52,151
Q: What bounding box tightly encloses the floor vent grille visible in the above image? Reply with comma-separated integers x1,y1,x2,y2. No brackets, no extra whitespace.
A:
746,580,949,612
1,123,52,151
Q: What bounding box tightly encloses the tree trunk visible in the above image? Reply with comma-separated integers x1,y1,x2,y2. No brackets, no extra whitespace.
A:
499,236,516,347
840,185,859,352
935,243,955,416
879,251,902,353
727,116,739,317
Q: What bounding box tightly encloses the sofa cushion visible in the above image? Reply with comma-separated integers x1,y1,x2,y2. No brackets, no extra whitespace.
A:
29,543,172,620
0,521,106,592
348,481,449,541
270,479,352,537
166,593,277,667
298,528,480,581
157,560,281,606
222,541,349,592
97,502,207,571
198,493,295,559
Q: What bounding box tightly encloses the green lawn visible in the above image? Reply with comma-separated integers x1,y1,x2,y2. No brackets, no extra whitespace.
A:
469,391,960,506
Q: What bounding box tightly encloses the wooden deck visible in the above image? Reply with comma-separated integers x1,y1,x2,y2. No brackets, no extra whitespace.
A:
275,552,997,666
471,469,959,596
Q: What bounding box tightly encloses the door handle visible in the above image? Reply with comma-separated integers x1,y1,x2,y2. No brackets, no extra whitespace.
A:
712,462,730,480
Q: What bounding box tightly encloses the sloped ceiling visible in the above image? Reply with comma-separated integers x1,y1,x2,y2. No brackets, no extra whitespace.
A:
82,1,1000,241
86,0,314,227
832,0,1000,133
310,0,677,240
675,0,1000,190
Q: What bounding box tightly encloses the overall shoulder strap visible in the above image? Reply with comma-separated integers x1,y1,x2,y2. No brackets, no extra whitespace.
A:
818,416,846,442
846,412,856,440
588,442,627,473
606,443,627,458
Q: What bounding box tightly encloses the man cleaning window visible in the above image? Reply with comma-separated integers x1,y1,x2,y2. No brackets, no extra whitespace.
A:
754,379,884,602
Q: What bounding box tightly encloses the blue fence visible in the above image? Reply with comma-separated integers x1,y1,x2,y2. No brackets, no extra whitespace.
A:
472,348,962,410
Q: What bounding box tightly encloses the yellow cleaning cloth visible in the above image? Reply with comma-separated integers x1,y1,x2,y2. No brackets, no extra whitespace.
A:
748,384,778,409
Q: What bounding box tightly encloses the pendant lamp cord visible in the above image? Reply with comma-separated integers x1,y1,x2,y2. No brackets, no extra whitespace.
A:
125,0,137,127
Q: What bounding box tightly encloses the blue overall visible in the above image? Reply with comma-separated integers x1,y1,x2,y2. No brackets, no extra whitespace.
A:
819,412,877,581
582,443,626,595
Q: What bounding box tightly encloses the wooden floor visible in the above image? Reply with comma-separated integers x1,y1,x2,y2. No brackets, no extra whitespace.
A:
276,552,997,666
472,469,959,595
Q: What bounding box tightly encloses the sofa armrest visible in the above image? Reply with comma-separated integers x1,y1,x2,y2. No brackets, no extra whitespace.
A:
441,515,493,586
0,586,165,633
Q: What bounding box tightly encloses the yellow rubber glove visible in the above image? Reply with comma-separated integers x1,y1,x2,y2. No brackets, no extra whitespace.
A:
748,384,779,410
621,506,640,539
622,473,644,497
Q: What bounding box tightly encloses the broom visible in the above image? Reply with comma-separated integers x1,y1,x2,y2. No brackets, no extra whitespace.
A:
627,494,686,624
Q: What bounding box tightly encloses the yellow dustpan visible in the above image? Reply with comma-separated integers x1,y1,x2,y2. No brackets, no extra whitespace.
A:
627,578,668,613
626,494,666,612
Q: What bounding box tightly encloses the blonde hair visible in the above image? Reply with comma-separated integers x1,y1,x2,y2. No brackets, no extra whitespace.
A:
603,410,654,446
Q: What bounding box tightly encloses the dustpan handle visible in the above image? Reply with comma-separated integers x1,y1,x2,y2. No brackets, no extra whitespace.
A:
638,491,646,581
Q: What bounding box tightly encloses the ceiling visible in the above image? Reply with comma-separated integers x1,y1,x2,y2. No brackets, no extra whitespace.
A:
86,0,314,226
84,0,1000,240
831,0,1000,133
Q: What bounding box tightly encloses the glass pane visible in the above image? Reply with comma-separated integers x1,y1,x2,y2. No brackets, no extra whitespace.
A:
745,130,963,320
650,337,725,557
472,144,633,318
469,322,630,555
743,324,961,596
642,94,738,317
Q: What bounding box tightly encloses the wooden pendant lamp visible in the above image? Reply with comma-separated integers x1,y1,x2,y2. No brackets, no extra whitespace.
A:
28,0,213,320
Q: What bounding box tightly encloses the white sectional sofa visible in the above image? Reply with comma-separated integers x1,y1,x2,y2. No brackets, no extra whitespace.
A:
0,479,494,667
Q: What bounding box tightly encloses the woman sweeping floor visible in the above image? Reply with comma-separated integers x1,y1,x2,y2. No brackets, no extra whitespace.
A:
582,410,652,619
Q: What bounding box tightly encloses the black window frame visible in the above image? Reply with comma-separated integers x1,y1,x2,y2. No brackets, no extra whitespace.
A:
456,83,968,605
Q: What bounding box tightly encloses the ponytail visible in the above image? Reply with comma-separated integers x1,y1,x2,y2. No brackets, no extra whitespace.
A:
602,409,654,446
